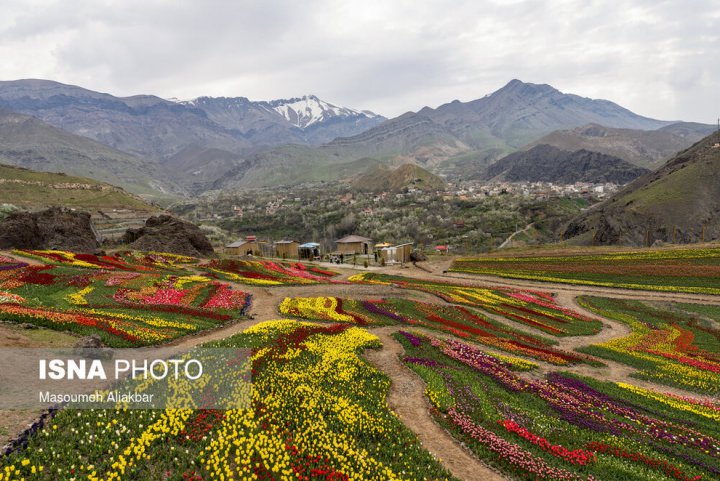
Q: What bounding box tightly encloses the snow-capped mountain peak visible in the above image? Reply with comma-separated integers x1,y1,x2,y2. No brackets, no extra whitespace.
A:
268,95,377,129
266,94,379,129
173,93,382,130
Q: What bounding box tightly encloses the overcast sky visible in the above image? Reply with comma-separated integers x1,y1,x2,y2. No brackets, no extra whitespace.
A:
1,0,718,122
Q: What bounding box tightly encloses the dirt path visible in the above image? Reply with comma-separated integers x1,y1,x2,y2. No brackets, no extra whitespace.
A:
498,223,534,249
551,291,633,350
364,326,508,481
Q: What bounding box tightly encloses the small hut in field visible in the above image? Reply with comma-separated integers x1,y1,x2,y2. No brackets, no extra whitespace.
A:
379,242,413,264
336,235,373,255
274,240,299,259
299,242,321,260
225,235,261,256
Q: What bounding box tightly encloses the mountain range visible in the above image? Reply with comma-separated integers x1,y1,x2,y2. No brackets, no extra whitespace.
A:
0,79,384,163
0,78,714,196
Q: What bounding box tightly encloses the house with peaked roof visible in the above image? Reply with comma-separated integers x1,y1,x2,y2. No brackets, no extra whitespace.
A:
274,240,299,259
225,235,261,256
335,235,373,255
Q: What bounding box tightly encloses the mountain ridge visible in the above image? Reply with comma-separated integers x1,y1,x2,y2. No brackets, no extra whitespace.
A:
484,144,650,184
524,122,716,169
0,108,178,199
562,131,720,246
1,78,712,193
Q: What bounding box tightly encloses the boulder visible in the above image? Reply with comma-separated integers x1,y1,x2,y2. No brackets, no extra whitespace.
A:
409,251,428,262
121,214,214,257
0,207,100,253
73,334,113,360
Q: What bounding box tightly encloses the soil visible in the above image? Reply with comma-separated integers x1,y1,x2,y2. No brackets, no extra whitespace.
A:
0,323,77,448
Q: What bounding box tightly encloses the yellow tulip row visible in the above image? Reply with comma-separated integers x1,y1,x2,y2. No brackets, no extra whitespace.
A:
279,297,356,323
199,321,420,479
616,383,720,421
66,286,94,305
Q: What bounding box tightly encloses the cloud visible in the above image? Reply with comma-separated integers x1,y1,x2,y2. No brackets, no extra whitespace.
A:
0,0,717,122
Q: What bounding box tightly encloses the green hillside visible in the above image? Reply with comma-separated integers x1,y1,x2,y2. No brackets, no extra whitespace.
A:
0,163,157,211
563,131,720,245
353,163,448,192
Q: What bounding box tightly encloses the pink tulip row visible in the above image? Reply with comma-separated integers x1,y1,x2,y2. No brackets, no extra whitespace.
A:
449,408,598,480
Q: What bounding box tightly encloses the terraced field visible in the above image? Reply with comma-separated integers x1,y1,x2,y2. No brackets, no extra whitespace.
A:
450,245,720,294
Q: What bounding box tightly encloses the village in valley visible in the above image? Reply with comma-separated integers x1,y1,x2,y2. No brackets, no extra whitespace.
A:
178,179,616,258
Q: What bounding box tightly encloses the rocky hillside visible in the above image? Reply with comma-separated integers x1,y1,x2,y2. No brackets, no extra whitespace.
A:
484,144,650,184
525,122,715,169
0,163,157,211
0,207,100,253
0,163,162,240
352,163,448,192
122,215,214,257
0,109,177,199
562,131,720,245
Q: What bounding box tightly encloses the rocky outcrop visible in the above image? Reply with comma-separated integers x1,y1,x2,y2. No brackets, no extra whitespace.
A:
0,207,100,252
122,215,214,257
484,144,650,184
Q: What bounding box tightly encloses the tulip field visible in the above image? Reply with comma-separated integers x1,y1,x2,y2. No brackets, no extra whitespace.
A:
200,259,342,286
280,296,590,365
0,250,252,346
3,248,720,480
349,272,602,336
1,320,453,480
450,245,720,294
576,297,720,394
395,330,718,481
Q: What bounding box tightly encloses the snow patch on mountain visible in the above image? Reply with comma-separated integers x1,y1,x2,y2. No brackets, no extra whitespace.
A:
268,95,379,129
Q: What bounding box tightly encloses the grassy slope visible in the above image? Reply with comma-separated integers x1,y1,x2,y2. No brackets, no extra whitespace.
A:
0,163,157,211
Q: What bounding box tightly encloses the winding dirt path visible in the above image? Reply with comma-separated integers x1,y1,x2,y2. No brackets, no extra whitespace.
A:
364,326,508,481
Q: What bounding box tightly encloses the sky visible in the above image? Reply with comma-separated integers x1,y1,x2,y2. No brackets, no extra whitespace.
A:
1,0,718,123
